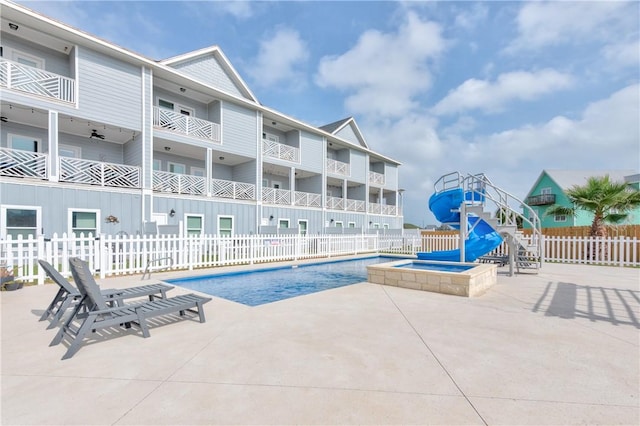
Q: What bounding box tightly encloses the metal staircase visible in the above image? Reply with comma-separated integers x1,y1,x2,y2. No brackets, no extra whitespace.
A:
434,172,542,274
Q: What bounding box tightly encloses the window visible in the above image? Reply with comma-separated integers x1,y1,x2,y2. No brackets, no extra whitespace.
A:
8,134,39,152
383,224,389,230
69,209,99,237
278,219,289,229
59,144,81,158
541,187,552,195
191,167,205,177
11,49,44,69
263,132,279,143
168,162,185,174
335,221,343,228
298,220,308,236
554,214,567,222
1,205,41,239
218,215,234,236
185,215,203,236
272,181,282,189
348,222,356,228
158,99,174,110
153,159,161,171
262,179,269,187
373,223,380,229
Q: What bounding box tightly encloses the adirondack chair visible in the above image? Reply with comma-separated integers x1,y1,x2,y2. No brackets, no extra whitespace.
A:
38,260,174,329
50,257,211,360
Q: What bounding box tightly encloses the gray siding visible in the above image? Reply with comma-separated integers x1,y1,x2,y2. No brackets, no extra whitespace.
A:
232,160,256,184
384,163,398,189
221,102,257,157
347,184,366,200
76,47,142,128
260,207,324,235
169,54,246,99
1,32,71,77
123,137,143,166
1,122,49,151
350,150,367,181
263,173,289,190
336,124,361,147
153,195,256,234
0,182,142,237
154,152,206,174
58,133,124,163
296,175,322,193
153,88,209,119
212,163,232,180
299,131,323,173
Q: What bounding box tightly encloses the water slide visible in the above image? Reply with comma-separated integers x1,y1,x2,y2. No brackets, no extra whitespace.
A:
417,188,503,262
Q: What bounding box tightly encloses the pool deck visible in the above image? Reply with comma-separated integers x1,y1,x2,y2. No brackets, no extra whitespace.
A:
1,261,638,425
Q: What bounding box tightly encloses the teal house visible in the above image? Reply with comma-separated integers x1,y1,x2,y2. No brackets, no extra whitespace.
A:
522,170,640,229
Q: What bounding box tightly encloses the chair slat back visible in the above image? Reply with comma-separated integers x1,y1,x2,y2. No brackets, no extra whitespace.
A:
38,260,78,294
68,257,109,311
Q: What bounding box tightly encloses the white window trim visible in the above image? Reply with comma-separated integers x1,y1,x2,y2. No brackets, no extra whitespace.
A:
68,208,100,237
8,133,41,152
383,224,389,229
278,218,290,229
263,132,279,143
10,48,45,69
335,221,343,228
373,223,380,229
168,162,186,174
262,178,269,187
1,205,42,239
184,213,204,236
151,213,168,226
191,166,205,177
554,214,567,222
59,144,82,158
153,159,162,171
541,187,552,195
348,221,356,228
297,219,308,235
217,215,234,236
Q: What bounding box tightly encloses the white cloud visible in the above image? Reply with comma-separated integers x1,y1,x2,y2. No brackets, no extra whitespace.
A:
315,11,446,118
506,1,636,53
432,69,574,115
246,28,309,88
602,40,640,70
453,3,489,31
217,1,254,20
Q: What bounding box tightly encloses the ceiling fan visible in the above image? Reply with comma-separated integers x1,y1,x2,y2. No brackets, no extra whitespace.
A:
90,129,105,140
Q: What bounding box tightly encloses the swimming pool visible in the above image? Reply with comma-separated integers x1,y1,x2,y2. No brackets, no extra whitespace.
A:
166,256,401,306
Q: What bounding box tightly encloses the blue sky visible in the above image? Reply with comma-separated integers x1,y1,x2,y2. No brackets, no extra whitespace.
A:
21,0,640,226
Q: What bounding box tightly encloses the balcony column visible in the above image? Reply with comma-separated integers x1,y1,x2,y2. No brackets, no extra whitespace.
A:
342,179,347,211
48,111,59,182
206,148,213,197
290,167,296,206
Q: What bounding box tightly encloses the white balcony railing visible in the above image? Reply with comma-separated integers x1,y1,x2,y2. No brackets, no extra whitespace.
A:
326,158,350,176
368,202,382,214
153,171,206,195
263,187,291,205
369,171,385,185
211,179,255,200
0,59,75,104
60,157,141,188
326,196,345,210
263,139,299,162
294,191,322,208
0,148,48,180
153,107,221,143
346,199,366,212
382,205,397,215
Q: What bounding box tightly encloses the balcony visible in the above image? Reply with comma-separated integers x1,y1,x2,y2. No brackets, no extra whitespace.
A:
326,197,366,212
294,191,321,208
263,139,299,163
526,194,556,206
153,107,221,143
0,148,48,180
346,199,366,212
368,202,398,215
153,172,255,200
369,171,385,185
61,157,141,188
326,158,350,176
326,196,345,210
0,59,75,104
262,187,291,205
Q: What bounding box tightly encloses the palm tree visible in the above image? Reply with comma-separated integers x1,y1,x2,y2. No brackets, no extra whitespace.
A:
546,175,640,260
545,175,640,237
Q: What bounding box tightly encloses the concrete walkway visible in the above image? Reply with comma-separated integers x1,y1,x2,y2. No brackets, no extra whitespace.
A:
1,262,638,425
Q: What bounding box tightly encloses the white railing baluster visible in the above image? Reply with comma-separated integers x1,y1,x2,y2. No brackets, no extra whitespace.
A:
60,157,140,188
152,107,221,143
0,59,75,103
0,148,48,180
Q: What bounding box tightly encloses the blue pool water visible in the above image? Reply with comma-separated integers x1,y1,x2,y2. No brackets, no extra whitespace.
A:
394,262,473,272
166,256,400,306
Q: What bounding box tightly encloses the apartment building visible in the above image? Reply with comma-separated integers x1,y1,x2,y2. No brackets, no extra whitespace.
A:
0,1,403,239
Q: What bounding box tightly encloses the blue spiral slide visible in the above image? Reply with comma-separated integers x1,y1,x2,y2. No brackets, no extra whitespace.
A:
417,188,503,262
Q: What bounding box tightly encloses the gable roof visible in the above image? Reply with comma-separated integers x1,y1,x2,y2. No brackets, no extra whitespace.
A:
525,169,638,199
319,117,369,149
159,46,258,103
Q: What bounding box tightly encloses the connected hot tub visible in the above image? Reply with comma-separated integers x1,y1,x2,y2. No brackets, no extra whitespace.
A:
367,259,497,297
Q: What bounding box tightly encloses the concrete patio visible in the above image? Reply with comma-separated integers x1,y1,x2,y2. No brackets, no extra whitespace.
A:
1,261,638,425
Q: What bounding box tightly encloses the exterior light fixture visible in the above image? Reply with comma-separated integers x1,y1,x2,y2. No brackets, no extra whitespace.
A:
8,23,18,31
179,87,186,93
169,209,176,217
164,146,171,151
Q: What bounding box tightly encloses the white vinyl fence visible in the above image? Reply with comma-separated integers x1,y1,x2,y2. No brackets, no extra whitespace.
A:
1,233,638,285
